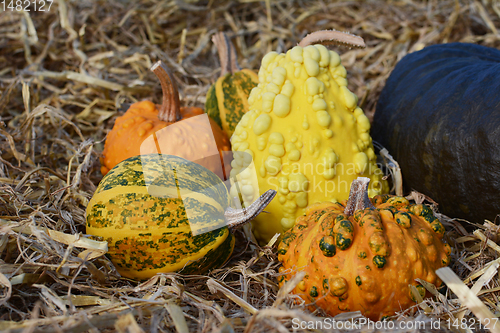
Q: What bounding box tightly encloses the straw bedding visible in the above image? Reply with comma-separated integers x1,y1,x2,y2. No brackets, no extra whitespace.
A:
1,0,500,332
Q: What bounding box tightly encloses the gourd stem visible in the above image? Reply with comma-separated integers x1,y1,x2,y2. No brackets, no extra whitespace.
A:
298,29,366,48
213,32,241,76
344,177,375,216
150,60,181,122
224,189,277,229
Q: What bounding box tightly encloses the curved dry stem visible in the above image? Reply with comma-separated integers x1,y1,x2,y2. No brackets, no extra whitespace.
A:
150,60,181,122
379,147,403,196
213,32,241,76
225,189,277,229
299,29,366,48
344,177,375,216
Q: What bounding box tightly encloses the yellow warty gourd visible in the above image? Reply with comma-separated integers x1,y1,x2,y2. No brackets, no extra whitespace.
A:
230,34,388,244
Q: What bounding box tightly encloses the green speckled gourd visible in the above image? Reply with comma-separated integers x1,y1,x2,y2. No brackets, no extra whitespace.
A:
278,178,451,321
86,154,275,280
205,32,259,138
230,31,388,243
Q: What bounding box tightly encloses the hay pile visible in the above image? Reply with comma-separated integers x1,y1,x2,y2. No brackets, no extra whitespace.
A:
1,0,500,332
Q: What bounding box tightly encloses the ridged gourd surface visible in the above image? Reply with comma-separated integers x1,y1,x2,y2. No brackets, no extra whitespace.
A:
206,69,259,137
100,101,231,177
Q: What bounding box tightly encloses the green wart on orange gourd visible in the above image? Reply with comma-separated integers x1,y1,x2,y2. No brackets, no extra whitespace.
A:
86,154,275,280
230,30,388,244
205,32,259,138
278,177,451,321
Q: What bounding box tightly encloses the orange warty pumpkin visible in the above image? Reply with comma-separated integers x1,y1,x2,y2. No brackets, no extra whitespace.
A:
278,177,451,321
100,61,231,177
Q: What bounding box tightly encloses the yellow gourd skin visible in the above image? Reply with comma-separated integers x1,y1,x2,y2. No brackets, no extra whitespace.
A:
230,44,388,243
205,32,259,138
88,155,234,280
206,69,259,138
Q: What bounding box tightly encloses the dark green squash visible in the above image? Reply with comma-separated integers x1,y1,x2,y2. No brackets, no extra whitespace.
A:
372,42,500,225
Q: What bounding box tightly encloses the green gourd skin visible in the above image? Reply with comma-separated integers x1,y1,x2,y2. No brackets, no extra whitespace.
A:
372,42,500,225
87,154,234,280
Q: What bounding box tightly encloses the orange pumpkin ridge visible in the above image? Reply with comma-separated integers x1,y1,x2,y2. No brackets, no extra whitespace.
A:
100,61,231,177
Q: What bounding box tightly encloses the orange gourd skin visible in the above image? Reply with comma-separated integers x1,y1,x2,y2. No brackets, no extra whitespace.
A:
100,100,231,176
278,195,451,321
